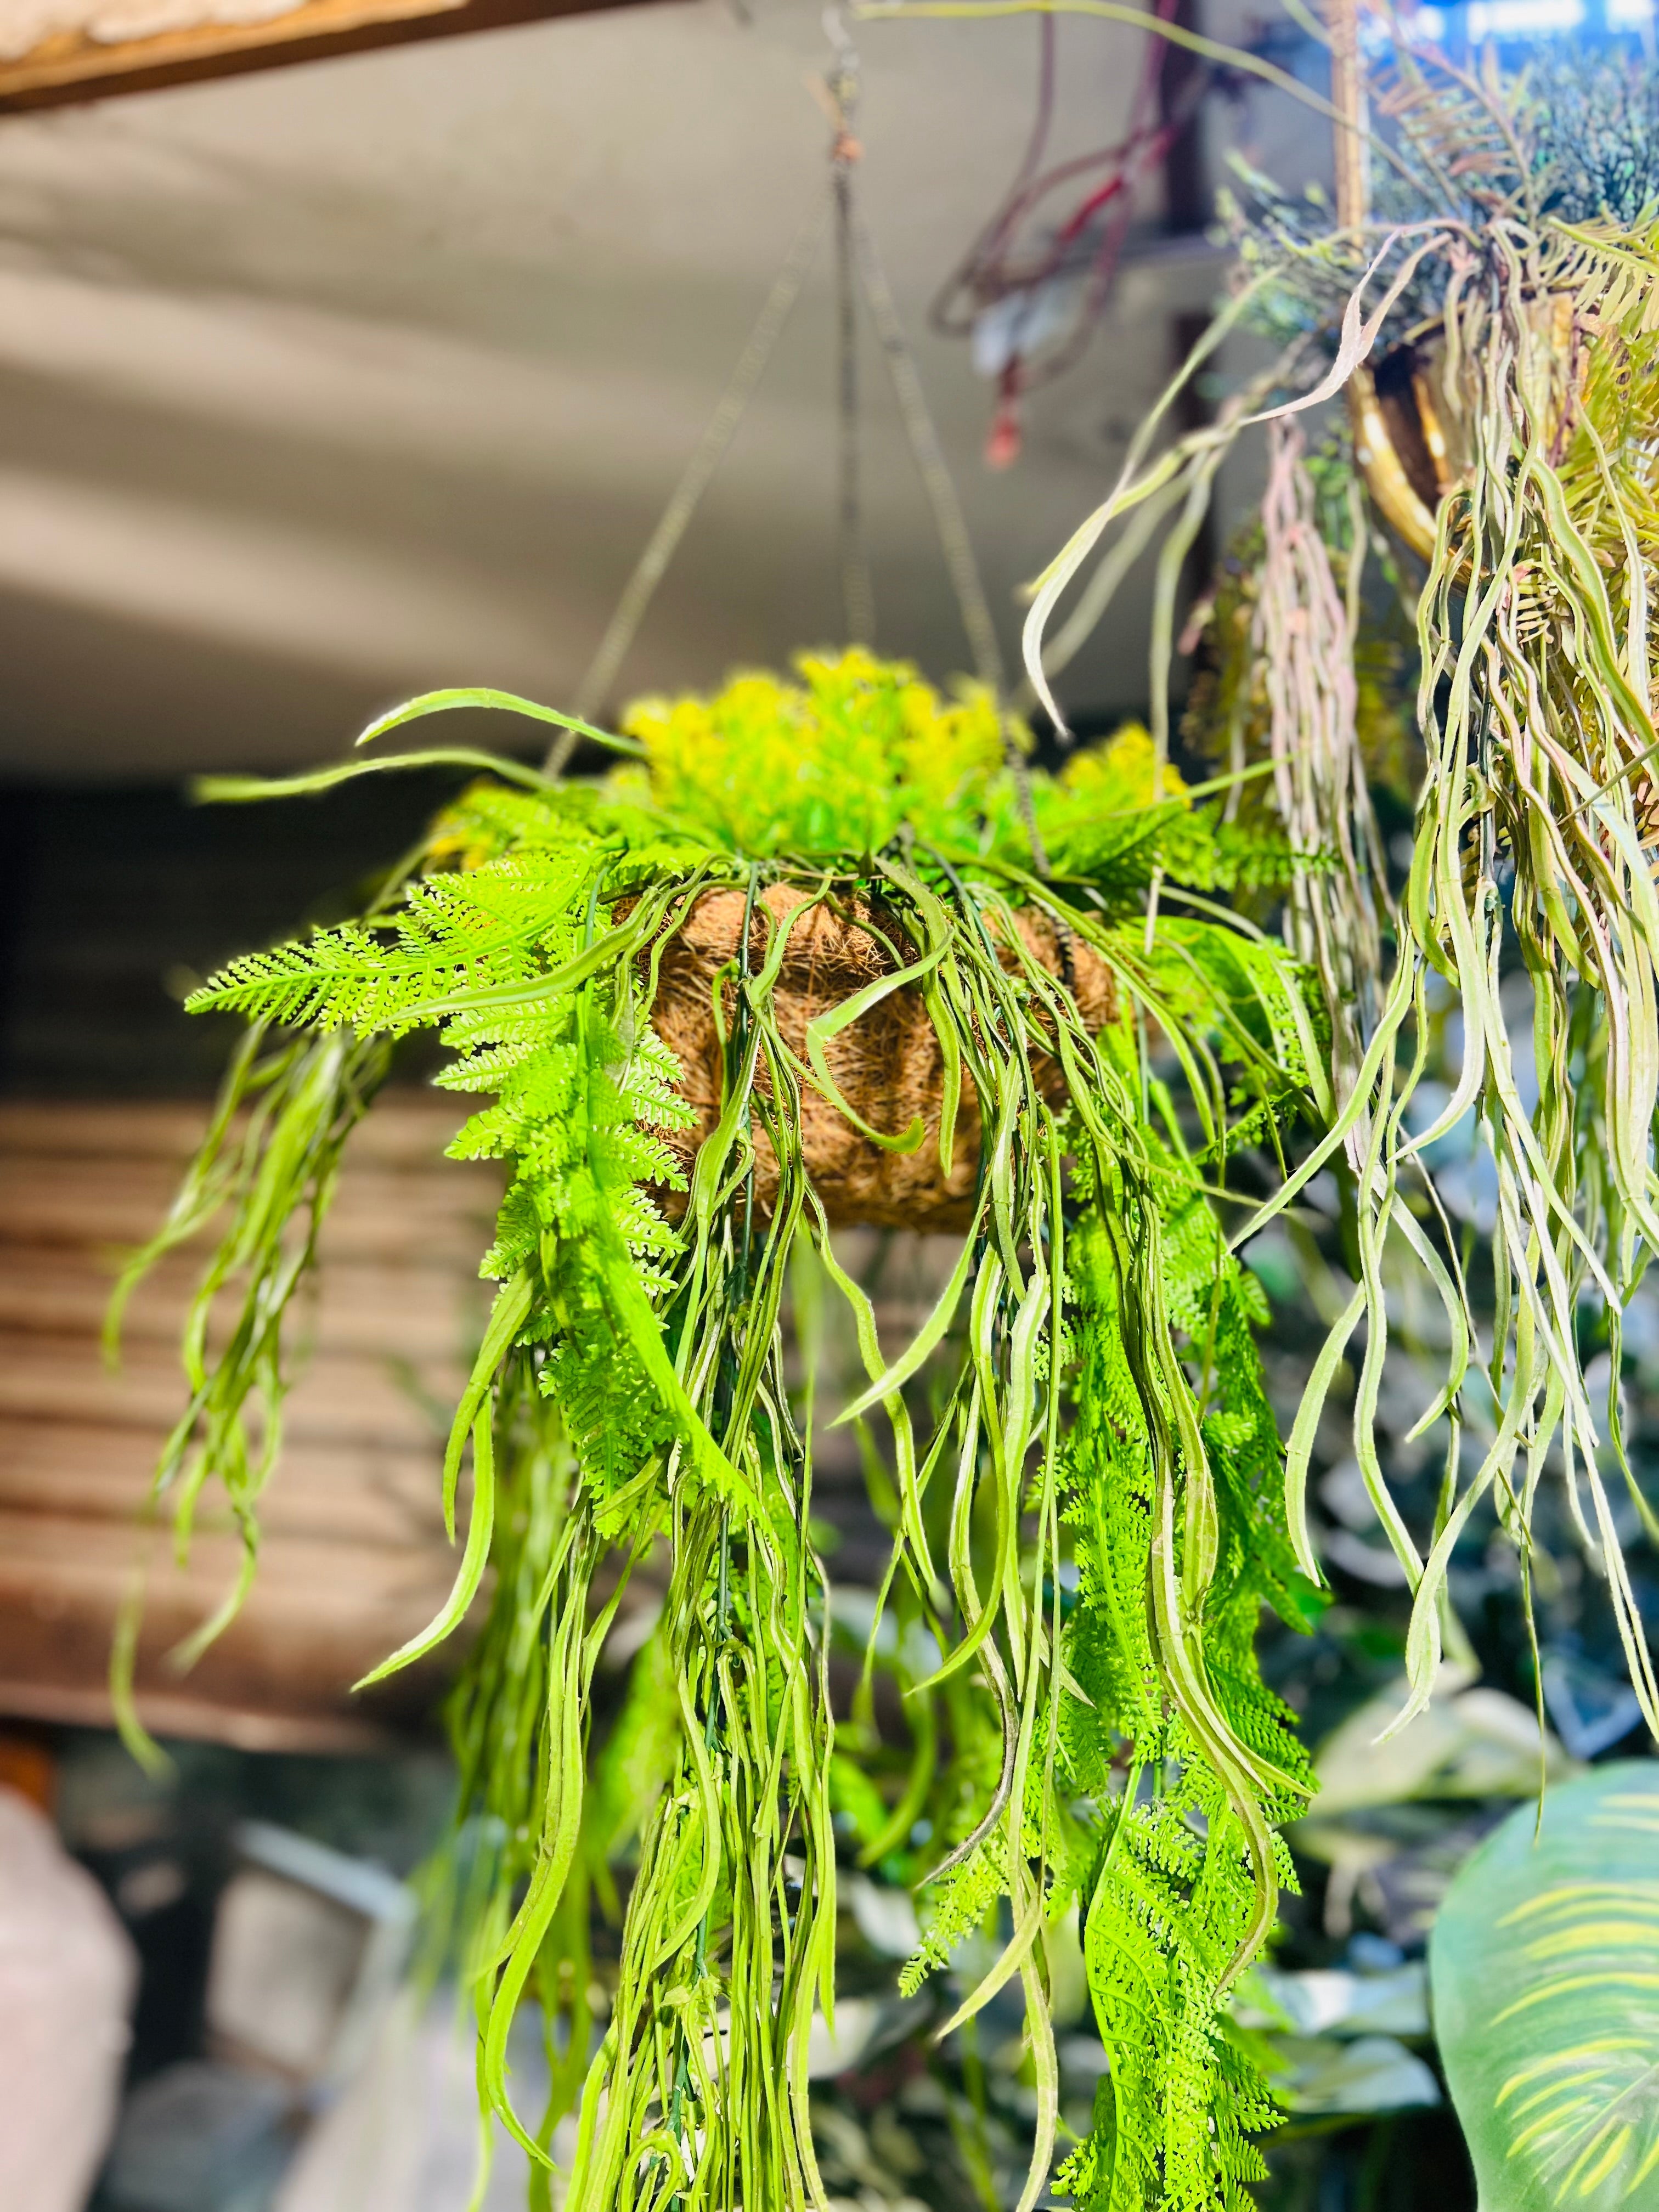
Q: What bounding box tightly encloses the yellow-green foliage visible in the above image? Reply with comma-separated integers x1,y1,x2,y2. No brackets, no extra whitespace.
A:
126,646,1333,2212
618,647,1009,857
617,647,1295,900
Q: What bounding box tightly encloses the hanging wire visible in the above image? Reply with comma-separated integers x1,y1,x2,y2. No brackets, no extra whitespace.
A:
546,194,831,771
851,205,1047,871
854,208,1006,695
552,7,1036,872
827,9,877,646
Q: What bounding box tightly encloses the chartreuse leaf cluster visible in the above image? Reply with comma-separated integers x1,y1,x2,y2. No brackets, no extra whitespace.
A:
615,647,1297,901
119,649,1330,2212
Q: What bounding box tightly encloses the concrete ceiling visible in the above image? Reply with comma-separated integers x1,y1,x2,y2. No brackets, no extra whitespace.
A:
0,0,1319,778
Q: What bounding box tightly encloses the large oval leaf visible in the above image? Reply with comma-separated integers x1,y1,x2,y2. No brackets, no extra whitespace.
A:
1431,1759,1659,2209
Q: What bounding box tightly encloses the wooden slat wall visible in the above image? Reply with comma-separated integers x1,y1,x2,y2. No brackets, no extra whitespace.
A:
0,1099,498,1751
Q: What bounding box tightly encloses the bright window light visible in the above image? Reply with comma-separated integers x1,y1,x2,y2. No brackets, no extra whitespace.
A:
1466,0,1583,31
1398,0,1650,38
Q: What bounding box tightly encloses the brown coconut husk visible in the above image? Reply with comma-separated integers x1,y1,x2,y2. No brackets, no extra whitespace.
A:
647,883,1118,1232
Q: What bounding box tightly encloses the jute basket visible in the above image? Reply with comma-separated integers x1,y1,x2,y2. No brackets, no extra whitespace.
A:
651,883,1117,1232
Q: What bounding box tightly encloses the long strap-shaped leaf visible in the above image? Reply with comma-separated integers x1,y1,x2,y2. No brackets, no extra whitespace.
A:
356,1393,501,1691
801,940,944,1153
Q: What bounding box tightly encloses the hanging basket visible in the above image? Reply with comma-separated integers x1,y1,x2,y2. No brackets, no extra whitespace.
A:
1352,295,1580,561
650,882,1119,1232
1350,295,1659,843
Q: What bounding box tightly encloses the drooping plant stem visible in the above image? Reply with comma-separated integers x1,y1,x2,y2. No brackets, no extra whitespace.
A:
1014,17,1659,1751
117,654,1330,2209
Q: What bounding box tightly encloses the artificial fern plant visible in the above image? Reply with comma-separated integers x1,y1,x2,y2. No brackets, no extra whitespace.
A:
117,647,1333,2210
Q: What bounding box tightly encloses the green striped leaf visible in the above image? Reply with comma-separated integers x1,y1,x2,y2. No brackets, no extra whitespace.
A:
1432,1761,1659,2209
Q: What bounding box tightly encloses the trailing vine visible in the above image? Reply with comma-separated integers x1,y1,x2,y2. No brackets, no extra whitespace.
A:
120,651,1330,2208
1010,24,1659,1756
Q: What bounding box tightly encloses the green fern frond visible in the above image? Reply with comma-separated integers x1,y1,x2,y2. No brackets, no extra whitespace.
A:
122,646,1333,2212
1052,1182,1314,2212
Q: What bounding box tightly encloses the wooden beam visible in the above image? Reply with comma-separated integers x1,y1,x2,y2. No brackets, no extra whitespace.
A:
0,0,658,115
1326,0,1369,233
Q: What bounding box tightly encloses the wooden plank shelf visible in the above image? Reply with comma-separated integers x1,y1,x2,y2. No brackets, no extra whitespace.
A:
0,1157,491,1260
0,1096,498,1750
0,1421,445,1543
0,1250,482,1360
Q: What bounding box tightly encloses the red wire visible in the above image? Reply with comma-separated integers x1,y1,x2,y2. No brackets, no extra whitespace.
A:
933,0,1207,455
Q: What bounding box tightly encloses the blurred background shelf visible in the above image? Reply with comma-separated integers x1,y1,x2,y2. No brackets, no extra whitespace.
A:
0,1096,497,1750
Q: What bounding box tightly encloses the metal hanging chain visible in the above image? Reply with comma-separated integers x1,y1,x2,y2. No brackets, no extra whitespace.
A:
547,191,831,772
827,14,876,647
